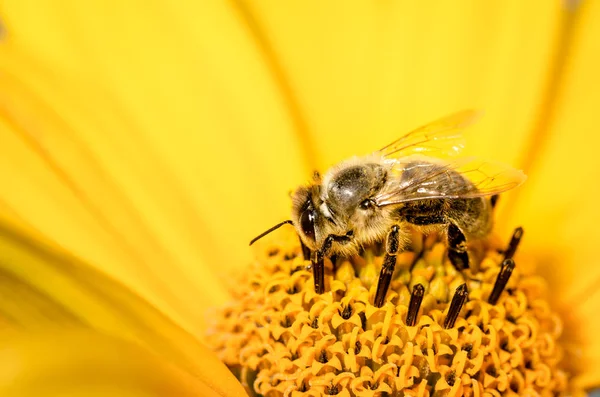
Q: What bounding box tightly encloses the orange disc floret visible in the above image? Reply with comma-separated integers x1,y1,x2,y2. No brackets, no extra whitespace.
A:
207,228,578,396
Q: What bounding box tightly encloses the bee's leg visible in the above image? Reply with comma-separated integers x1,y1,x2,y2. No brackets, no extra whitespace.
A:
312,235,335,294
503,226,524,260
313,233,352,293
374,225,401,308
491,194,500,209
447,223,469,271
311,251,325,294
488,258,515,305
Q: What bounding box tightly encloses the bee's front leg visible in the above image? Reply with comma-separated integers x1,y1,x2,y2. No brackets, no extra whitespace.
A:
311,251,325,294
374,225,401,308
311,234,335,294
312,234,351,294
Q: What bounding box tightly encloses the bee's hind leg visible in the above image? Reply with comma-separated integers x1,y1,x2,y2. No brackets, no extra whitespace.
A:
491,194,500,209
447,223,469,271
374,225,401,308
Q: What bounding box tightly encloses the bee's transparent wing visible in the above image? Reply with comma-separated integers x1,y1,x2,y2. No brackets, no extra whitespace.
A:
377,109,481,159
375,156,526,206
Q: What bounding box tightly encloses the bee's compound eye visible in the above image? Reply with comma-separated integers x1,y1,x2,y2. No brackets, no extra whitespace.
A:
300,208,316,241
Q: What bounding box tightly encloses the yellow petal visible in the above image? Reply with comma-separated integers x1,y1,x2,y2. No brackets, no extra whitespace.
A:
0,328,222,397
0,0,308,333
241,1,563,169
2,0,599,389
505,0,600,388
0,216,246,397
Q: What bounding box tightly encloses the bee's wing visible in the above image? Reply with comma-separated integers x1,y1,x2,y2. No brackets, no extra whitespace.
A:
375,156,526,206
377,109,481,159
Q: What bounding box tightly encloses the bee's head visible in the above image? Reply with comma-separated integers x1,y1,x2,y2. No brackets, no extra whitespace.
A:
249,184,328,250
291,184,358,257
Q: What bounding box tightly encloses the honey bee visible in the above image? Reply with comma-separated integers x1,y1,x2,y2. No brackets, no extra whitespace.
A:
250,110,526,307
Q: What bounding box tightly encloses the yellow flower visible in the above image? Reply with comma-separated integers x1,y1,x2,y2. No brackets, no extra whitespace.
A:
0,0,599,395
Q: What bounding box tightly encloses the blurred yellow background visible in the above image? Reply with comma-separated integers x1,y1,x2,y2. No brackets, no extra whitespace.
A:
1,0,599,394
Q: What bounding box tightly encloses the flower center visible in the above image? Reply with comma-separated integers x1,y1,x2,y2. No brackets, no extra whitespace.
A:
208,227,578,396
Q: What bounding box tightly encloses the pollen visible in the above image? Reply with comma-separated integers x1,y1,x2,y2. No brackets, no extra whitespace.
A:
207,228,579,396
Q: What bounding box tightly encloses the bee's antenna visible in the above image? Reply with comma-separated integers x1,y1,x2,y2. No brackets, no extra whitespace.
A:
249,220,294,246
